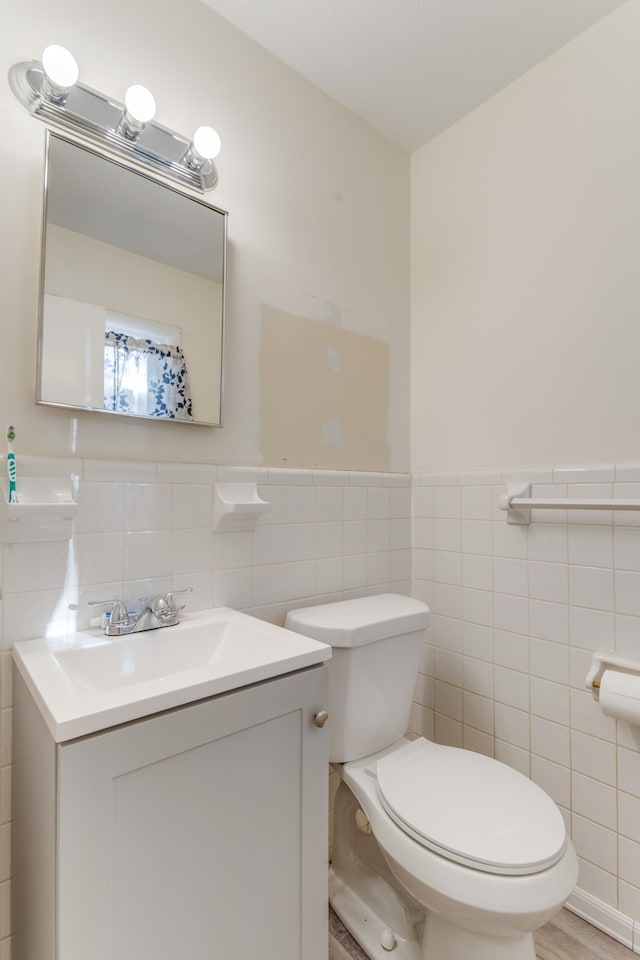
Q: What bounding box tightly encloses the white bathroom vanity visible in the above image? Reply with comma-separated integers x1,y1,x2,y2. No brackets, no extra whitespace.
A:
12,608,331,960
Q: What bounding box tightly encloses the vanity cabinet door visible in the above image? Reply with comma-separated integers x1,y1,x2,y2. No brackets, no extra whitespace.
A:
57,666,328,960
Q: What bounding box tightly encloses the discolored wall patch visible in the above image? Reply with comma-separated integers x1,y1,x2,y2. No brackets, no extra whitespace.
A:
260,304,390,470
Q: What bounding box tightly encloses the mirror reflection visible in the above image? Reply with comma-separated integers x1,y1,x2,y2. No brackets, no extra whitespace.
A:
38,133,227,425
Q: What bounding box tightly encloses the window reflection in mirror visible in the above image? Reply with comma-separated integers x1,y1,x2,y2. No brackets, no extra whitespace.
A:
38,133,227,425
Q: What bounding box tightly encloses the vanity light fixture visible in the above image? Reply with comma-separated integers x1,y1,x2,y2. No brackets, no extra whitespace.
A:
8,46,221,192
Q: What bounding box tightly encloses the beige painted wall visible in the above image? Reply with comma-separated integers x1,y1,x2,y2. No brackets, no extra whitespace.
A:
410,1,640,473
260,305,390,470
0,0,410,470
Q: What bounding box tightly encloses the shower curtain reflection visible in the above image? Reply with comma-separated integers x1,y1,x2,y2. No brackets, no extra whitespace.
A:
104,331,193,420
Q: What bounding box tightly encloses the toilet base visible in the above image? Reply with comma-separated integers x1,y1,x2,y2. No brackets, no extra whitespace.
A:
330,866,422,960
330,780,423,959
331,764,573,960
422,912,536,960
330,863,538,960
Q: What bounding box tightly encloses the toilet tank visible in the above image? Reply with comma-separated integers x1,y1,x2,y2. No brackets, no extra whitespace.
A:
285,594,430,763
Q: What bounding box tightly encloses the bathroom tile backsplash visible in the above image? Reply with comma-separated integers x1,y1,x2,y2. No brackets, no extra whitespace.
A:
0,460,412,957
412,465,640,950
0,462,411,648
4,458,640,954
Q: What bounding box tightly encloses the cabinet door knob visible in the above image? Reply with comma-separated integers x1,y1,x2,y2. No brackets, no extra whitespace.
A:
314,710,329,728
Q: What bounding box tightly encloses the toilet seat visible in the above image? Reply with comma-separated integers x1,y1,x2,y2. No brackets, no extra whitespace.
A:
375,739,567,876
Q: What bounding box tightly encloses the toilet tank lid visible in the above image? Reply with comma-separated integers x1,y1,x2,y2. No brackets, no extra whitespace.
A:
285,594,430,648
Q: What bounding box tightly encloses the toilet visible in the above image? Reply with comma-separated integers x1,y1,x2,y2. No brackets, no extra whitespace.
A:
285,594,578,960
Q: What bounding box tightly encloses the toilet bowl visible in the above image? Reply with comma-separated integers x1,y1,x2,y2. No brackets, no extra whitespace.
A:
285,594,578,960
337,738,578,959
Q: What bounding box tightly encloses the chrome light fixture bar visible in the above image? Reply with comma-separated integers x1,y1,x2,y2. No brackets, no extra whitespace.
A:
9,47,221,192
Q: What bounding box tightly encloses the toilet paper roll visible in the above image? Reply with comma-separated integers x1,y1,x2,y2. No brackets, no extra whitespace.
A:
599,670,640,725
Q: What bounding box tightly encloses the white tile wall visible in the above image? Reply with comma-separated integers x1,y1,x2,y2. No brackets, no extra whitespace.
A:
7,457,640,956
412,464,640,942
0,459,412,959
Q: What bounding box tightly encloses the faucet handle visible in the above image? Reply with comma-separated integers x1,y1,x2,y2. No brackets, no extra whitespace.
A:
88,598,129,624
164,586,194,614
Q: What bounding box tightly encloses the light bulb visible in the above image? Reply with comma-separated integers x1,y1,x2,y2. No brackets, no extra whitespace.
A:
41,45,78,102
124,84,156,124
192,126,221,161
42,45,78,88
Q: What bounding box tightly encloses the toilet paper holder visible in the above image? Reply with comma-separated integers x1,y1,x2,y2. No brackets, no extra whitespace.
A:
585,651,640,700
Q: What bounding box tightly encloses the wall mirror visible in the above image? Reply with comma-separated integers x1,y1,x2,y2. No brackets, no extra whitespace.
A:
38,132,227,425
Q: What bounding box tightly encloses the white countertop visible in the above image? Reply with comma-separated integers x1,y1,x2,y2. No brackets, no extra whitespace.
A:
13,607,331,742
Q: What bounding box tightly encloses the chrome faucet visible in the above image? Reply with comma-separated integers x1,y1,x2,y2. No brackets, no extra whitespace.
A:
89,587,193,636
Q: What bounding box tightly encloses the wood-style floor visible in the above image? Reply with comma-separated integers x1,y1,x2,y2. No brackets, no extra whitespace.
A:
329,907,634,960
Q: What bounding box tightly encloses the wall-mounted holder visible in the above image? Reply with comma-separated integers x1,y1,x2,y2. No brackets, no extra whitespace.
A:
586,651,640,726
585,651,640,697
499,483,640,525
213,482,271,532
498,483,533,525
0,475,78,542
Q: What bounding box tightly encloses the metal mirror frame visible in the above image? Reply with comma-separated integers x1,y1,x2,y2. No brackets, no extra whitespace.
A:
37,130,228,427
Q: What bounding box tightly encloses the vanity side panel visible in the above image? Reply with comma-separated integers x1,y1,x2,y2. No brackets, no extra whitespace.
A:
12,670,57,960
299,666,331,958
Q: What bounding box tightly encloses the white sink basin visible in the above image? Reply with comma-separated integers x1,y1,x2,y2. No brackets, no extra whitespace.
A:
13,607,331,742
54,617,254,691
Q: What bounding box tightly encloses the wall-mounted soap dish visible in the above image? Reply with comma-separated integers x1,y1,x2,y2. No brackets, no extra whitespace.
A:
0,476,78,542
213,482,271,532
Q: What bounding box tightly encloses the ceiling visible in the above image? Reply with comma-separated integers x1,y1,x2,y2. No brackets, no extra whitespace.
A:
200,0,629,151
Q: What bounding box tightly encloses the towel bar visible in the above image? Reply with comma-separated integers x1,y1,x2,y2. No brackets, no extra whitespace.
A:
499,484,640,524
